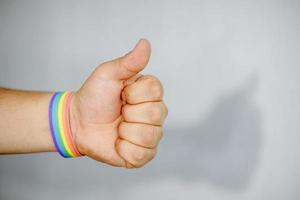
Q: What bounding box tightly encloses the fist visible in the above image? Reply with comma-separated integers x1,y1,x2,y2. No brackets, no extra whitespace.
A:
70,39,168,168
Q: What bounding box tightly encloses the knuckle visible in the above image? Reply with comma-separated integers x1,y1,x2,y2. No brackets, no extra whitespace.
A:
133,148,156,168
145,76,163,99
133,148,148,162
133,161,145,168
142,126,158,147
142,75,157,81
149,103,163,123
157,127,163,141
162,102,168,117
149,82,163,100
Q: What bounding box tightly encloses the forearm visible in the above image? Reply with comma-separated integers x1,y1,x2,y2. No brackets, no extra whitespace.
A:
0,88,55,154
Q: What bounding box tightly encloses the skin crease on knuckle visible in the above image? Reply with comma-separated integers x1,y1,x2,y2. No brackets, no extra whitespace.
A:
132,147,156,167
147,76,164,101
141,125,162,148
124,75,163,104
118,122,161,149
148,102,167,125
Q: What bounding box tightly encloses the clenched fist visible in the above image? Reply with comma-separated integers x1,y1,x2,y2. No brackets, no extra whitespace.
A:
70,39,168,168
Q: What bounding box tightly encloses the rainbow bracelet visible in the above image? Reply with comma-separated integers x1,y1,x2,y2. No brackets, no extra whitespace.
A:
49,91,81,158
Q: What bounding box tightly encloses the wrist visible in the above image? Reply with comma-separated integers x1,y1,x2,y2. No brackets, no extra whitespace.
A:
69,91,85,156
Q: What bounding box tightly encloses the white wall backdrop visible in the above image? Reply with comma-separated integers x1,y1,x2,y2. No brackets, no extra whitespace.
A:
0,0,299,199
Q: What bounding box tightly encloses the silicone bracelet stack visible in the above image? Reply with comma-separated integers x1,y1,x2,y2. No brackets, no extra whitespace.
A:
49,91,81,158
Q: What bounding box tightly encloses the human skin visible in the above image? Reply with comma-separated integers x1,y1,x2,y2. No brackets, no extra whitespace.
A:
0,39,168,168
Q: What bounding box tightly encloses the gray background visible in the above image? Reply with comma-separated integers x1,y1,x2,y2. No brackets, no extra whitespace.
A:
0,0,300,199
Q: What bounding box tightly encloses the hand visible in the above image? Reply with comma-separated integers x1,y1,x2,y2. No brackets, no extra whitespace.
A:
70,39,168,168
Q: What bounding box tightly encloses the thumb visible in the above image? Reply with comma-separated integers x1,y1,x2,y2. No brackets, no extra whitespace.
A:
96,39,151,80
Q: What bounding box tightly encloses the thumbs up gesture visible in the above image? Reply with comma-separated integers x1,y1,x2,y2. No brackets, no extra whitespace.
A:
70,39,168,168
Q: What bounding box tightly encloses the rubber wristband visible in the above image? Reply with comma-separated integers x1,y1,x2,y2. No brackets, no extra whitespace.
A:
49,91,81,158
